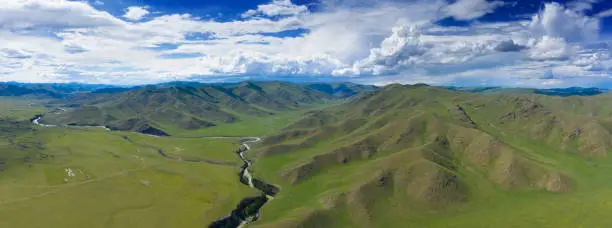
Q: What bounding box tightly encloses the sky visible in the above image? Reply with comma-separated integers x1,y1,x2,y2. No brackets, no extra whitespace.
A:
1,0,612,87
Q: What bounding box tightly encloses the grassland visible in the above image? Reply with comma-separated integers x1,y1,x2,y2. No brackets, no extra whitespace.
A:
0,97,49,121
0,126,260,228
0,96,321,228
6,83,612,228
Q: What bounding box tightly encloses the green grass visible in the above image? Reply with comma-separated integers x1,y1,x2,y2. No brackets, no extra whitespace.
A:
8,85,612,228
0,124,257,227
162,106,332,137
0,96,329,228
0,97,48,121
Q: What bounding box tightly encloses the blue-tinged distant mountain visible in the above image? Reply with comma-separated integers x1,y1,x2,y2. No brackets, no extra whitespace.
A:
446,86,607,97
0,83,63,98
534,87,606,97
1,82,118,98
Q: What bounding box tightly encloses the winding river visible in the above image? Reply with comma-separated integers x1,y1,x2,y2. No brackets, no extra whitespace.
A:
209,136,280,228
31,114,279,228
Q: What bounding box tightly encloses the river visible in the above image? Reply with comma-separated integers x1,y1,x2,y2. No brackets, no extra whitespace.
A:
208,137,280,228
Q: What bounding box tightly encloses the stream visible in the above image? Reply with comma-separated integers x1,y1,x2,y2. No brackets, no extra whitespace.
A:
208,137,280,228
31,114,280,228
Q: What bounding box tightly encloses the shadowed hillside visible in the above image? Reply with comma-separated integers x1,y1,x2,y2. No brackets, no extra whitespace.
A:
305,82,378,98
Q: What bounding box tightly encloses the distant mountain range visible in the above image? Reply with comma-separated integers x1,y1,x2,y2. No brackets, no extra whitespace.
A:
445,86,607,97
0,81,378,98
0,82,118,98
34,81,377,135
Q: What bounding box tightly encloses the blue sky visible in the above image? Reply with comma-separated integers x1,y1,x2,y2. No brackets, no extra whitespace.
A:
1,0,612,87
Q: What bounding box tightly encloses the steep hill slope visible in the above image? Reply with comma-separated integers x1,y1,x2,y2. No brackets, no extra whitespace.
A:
249,84,612,227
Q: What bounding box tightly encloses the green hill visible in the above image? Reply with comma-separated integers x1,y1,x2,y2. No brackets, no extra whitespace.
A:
248,84,612,227
40,82,340,135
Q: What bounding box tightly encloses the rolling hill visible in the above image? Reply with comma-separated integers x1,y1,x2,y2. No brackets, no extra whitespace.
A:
248,84,612,227
40,81,342,135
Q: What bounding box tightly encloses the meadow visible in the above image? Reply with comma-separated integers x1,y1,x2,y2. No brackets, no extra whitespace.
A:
0,97,313,228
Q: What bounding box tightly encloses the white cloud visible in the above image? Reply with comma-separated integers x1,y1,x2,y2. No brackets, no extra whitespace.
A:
595,8,612,18
242,10,258,18
443,0,504,20
0,0,610,87
123,6,150,21
528,36,574,60
241,0,308,18
567,0,599,12
336,25,425,75
0,0,122,29
529,2,599,42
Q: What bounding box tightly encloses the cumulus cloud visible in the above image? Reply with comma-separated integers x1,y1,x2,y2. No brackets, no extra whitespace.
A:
443,0,504,20
528,36,574,60
0,0,122,29
123,6,150,21
241,0,308,18
338,25,425,75
529,2,599,42
0,0,610,87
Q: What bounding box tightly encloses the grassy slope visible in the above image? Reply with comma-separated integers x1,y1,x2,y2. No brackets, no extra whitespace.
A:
0,126,258,228
248,85,612,228
0,97,48,121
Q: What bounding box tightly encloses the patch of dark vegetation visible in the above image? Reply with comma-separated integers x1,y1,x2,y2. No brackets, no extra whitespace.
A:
108,119,170,136
499,96,550,123
108,151,120,159
208,195,270,228
450,105,477,128
138,126,170,136
305,82,378,98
